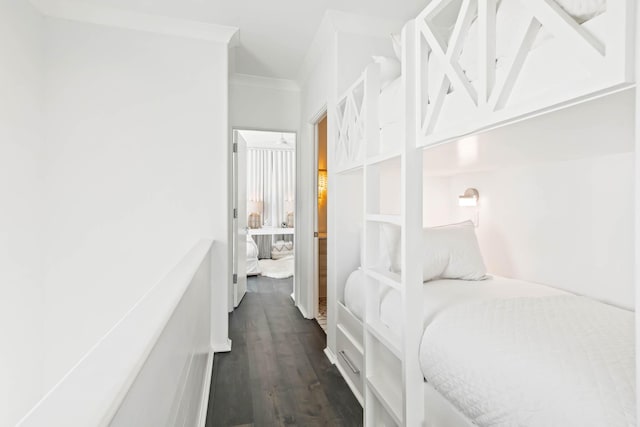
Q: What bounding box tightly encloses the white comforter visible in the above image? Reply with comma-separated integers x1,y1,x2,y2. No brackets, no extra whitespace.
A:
420,295,636,427
343,272,636,425
344,272,566,336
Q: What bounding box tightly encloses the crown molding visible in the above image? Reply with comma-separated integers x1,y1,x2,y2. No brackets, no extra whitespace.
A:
230,73,300,92
29,0,239,44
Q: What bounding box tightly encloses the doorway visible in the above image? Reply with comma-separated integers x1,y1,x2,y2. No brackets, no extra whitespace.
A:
315,115,328,332
232,129,297,307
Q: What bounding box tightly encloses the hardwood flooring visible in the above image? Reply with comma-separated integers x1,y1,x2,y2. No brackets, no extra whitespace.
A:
206,275,363,427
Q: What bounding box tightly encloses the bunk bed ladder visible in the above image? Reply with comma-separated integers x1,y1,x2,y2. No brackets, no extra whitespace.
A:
362,21,424,427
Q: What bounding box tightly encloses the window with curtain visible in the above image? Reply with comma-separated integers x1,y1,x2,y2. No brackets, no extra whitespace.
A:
247,148,295,227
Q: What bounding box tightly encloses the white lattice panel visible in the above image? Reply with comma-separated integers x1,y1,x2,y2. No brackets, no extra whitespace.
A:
334,78,366,169
416,0,634,145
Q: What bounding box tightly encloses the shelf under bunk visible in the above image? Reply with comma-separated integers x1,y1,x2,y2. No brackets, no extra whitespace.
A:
337,323,364,355
337,301,364,348
366,375,403,426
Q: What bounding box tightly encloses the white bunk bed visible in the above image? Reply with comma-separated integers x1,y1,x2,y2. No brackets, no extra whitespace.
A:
328,0,636,426
415,0,634,146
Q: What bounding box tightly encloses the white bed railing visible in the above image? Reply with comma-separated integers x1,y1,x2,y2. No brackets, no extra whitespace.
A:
18,239,215,427
334,75,367,172
416,0,634,146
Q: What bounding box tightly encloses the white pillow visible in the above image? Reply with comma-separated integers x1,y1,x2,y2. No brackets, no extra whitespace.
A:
380,223,401,272
344,268,366,321
381,221,487,282
372,56,401,90
555,0,606,23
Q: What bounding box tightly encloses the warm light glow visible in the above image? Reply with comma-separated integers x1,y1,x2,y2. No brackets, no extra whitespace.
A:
458,196,478,207
456,136,479,166
318,169,328,201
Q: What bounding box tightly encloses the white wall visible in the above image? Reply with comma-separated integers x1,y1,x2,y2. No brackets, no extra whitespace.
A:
0,2,45,425
423,90,635,309
297,18,404,356
230,77,300,131
40,17,230,392
298,43,334,321
229,75,300,309
336,32,394,96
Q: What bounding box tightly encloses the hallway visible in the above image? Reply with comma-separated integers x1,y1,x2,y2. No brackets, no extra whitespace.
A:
206,276,362,426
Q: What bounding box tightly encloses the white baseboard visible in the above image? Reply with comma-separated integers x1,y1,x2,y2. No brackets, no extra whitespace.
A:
196,351,215,427
324,347,336,365
296,303,313,320
212,339,232,353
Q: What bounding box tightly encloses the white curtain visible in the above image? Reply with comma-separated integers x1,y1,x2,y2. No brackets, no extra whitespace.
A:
247,148,295,227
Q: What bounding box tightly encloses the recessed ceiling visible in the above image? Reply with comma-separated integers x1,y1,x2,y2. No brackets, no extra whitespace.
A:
73,0,428,80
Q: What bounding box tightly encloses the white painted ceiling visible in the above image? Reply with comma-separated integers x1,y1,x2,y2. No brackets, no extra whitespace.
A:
239,130,296,149
75,0,428,79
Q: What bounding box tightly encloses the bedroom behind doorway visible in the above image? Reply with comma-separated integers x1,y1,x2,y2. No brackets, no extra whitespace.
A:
232,129,296,308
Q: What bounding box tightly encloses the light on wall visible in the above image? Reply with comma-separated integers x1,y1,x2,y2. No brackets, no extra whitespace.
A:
318,169,328,201
458,188,479,207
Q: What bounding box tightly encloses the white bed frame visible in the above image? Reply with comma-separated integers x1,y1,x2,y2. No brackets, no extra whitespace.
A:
328,1,636,425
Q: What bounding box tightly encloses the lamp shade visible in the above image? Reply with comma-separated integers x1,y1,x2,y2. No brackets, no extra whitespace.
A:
284,199,295,213
248,200,263,214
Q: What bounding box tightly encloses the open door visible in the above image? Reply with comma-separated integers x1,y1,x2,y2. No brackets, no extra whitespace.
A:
232,130,248,307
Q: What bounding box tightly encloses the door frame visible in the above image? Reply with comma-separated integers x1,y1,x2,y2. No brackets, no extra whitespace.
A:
230,127,299,310
232,130,248,308
310,106,328,319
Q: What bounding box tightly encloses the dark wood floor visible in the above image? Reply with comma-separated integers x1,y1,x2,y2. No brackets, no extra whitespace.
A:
206,275,363,427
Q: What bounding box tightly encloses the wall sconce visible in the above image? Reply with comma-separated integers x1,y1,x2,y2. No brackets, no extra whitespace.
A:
318,169,328,201
458,188,479,207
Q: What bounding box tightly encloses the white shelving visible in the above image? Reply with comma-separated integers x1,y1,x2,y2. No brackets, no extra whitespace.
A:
330,22,424,426
361,22,425,427
367,376,403,425
366,320,402,359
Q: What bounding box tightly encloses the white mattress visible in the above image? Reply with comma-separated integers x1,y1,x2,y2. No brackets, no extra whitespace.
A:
343,268,366,322
344,272,635,425
420,295,636,426
343,272,566,336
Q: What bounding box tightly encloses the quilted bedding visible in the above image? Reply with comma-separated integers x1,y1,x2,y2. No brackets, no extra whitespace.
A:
419,295,635,427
